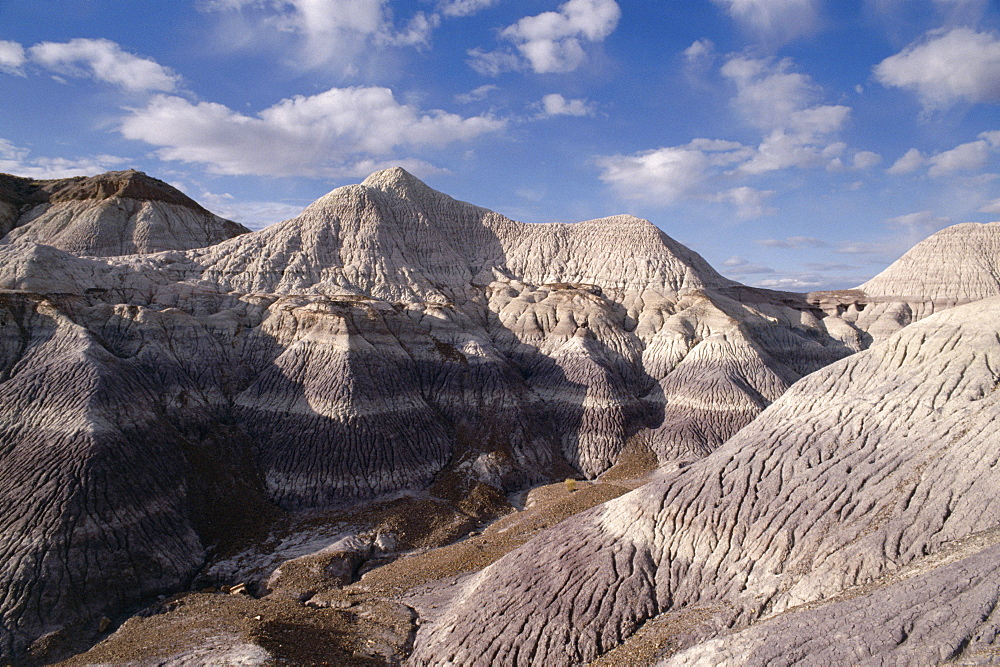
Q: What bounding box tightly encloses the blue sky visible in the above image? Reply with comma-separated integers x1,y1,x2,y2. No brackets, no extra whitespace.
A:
1,0,999,290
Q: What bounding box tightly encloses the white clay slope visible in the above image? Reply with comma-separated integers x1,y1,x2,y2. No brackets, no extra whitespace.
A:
411,295,1000,665
0,170,248,256
2,167,994,663
860,220,1000,303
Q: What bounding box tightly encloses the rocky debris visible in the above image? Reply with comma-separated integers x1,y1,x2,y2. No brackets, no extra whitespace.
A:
410,296,1000,665
0,169,249,255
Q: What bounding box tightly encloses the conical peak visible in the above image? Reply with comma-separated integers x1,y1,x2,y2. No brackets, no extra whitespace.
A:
361,166,424,190
859,220,1000,301
360,167,452,204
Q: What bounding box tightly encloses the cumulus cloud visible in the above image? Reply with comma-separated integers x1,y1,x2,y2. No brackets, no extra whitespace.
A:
28,38,180,91
722,56,849,135
437,0,498,17
874,28,1000,109
597,56,858,214
595,139,751,205
195,189,307,230
0,40,26,75
720,55,850,175
927,137,993,176
201,0,438,68
711,0,820,45
0,138,126,179
455,84,498,103
755,235,830,248
885,209,951,232
469,0,620,74
119,87,505,177
852,151,882,169
538,93,594,117
890,132,1000,177
887,147,925,174
683,38,714,64
714,186,776,218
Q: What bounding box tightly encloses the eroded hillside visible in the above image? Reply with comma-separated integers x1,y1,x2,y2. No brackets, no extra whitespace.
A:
0,167,997,664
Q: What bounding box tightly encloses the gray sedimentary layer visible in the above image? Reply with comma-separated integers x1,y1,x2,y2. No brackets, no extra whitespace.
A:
1,167,998,662
410,296,1000,665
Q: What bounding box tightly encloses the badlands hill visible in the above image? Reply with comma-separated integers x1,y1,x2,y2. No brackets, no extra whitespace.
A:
412,295,1000,665
0,167,998,664
0,170,249,255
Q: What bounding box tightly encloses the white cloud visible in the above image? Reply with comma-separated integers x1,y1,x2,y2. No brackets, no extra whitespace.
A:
466,48,524,76
720,55,850,175
119,87,505,177
598,55,858,214
683,38,715,64
874,28,1000,109
722,56,849,134
755,235,830,248
887,147,925,174
711,0,820,45
721,255,776,274
714,186,775,218
197,190,307,230
885,209,951,231
852,151,882,169
28,38,180,92
538,93,594,117
385,12,440,47
437,0,497,17
455,84,498,104
979,197,1000,214
201,0,435,68
596,145,717,204
0,138,126,179
869,0,989,27
889,132,1000,177
595,139,751,205
927,138,992,176
0,40,26,75
470,0,621,74
752,275,826,289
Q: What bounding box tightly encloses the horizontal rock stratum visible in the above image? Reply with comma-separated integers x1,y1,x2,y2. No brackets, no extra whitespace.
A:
0,167,998,663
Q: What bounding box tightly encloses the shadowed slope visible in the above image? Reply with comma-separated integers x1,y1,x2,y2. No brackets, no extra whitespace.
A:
411,296,1000,665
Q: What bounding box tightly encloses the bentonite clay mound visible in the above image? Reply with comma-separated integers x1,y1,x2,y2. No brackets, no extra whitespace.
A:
411,296,1000,665
1,167,998,663
0,170,249,255
0,168,869,661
